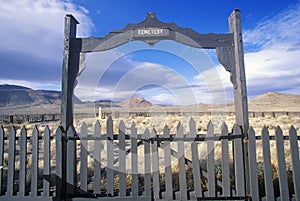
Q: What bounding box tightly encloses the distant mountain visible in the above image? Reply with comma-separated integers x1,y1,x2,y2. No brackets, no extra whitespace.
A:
250,92,300,103
118,97,153,108
248,92,300,111
0,85,33,106
0,84,82,107
1,84,299,113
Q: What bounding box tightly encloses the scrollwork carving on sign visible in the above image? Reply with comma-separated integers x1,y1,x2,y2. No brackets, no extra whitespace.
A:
216,46,237,87
75,12,234,52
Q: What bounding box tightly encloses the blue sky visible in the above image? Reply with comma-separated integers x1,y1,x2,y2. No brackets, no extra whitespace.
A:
0,0,299,105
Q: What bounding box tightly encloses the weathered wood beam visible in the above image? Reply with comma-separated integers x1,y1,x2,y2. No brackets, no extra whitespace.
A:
61,15,80,131
72,32,233,53
229,9,250,197
229,9,249,133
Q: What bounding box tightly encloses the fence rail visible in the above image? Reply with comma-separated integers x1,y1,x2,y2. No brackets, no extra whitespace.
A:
1,111,300,124
0,117,299,201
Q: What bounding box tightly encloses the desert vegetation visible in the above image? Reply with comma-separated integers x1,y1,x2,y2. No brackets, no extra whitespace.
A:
0,112,299,198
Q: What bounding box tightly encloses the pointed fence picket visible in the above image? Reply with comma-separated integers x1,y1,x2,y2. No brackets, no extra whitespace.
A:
0,117,298,201
106,116,114,196
80,122,88,192
31,126,39,197
42,126,51,197
163,125,173,200
262,126,275,201
248,127,259,201
6,126,16,197
130,122,138,197
290,126,300,201
233,124,245,196
55,126,63,199
18,126,27,196
118,120,126,197
0,126,3,195
189,118,202,199
207,121,215,197
177,123,187,201
221,122,230,197
66,125,77,196
144,128,151,197
275,126,289,201
93,120,102,195
150,128,160,200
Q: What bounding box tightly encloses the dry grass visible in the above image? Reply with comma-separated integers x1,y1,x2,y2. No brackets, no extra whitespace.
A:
72,113,300,135
76,114,299,197
0,113,299,197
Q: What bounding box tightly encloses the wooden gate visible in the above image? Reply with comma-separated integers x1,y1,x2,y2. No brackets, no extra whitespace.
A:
58,8,250,200
60,117,248,200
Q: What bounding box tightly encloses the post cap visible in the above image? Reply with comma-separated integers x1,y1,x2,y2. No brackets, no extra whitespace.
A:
66,14,79,24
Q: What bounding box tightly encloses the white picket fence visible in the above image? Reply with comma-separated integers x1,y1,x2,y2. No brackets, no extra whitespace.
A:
0,117,299,201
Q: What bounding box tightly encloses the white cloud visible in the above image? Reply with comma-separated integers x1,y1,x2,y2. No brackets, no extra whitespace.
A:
242,3,300,97
151,94,176,104
75,52,198,103
243,3,300,49
74,40,221,105
0,79,60,90
1,0,299,106
0,0,93,88
199,3,300,101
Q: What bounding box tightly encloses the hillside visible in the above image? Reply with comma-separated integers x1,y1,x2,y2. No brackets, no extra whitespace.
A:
0,84,299,114
248,92,300,111
0,85,33,106
118,97,153,108
0,84,82,107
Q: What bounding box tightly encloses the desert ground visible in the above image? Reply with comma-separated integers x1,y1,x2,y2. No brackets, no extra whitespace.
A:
0,91,299,198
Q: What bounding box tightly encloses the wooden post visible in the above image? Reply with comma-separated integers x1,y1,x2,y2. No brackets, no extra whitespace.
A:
60,15,80,201
61,14,80,131
229,9,250,196
228,9,249,134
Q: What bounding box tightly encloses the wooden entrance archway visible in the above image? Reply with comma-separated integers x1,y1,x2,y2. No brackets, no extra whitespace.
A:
61,9,249,133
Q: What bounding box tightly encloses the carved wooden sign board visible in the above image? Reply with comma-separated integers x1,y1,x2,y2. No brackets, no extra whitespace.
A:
61,10,249,134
